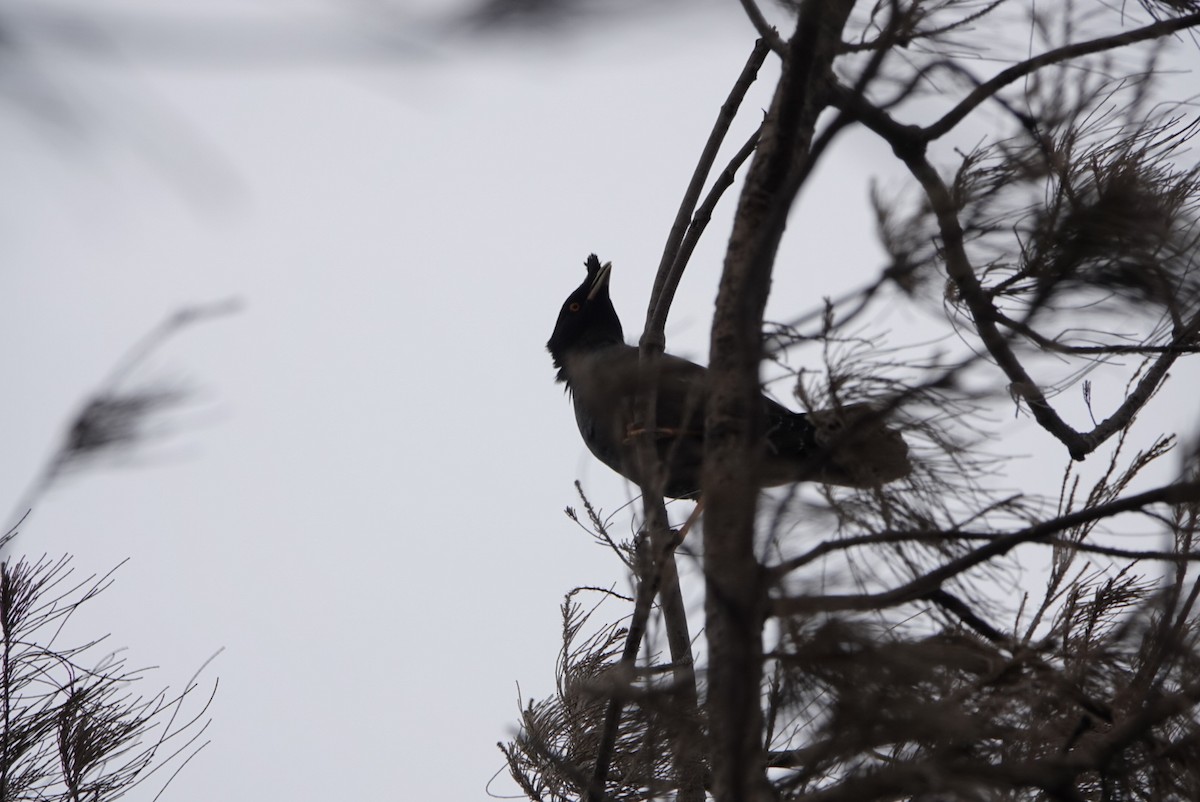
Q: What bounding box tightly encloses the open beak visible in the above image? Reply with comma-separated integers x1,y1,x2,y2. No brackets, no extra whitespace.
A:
587,261,613,301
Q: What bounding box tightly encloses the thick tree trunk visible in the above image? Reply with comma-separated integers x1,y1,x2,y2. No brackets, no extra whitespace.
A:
701,4,855,801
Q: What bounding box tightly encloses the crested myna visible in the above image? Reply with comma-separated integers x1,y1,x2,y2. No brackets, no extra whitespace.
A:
547,254,911,499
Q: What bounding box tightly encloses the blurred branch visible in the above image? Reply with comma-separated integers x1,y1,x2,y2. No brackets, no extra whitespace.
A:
737,0,785,55
3,299,240,552
6,7,430,65
703,4,857,800
600,32,777,802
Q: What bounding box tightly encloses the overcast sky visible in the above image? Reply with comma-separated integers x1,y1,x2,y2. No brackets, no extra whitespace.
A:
2,2,1198,800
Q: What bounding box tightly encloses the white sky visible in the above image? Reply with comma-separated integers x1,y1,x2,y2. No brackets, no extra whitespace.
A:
2,2,1198,800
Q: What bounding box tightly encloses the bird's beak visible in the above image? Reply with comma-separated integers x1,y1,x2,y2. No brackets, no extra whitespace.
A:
587,261,613,301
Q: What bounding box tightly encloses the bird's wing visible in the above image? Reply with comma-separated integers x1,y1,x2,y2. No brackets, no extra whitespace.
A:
563,346,705,433
644,353,709,435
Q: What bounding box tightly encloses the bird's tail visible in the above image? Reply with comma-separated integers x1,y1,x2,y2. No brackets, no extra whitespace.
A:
770,403,912,488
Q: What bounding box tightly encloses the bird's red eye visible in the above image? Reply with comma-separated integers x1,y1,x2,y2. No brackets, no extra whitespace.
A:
569,302,581,312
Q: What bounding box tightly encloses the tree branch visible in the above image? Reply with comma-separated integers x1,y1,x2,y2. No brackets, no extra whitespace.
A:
839,81,1200,460
585,536,658,802
737,0,785,56
992,309,1200,355
771,524,1200,579
773,481,1200,616
594,32,775,802
644,37,770,352
924,12,1200,141
703,4,857,800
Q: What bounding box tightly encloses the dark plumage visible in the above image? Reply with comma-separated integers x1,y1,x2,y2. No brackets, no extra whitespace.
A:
547,254,911,499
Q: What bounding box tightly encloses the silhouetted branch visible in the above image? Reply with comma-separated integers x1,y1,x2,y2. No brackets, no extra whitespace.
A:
774,481,1200,616
737,0,785,56
644,36,770,351
925,12,1200,141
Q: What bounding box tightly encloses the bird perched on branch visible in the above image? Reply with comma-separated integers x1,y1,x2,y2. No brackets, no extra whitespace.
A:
547,254,911,499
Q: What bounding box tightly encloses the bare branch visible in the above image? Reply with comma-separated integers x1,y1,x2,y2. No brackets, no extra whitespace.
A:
774,481,1200,616
737,0,785,56
704,5,857,800
644,37,770,351
925,12,1200,141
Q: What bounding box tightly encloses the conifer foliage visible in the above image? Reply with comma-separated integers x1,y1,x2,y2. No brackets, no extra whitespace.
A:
506,3,1200,800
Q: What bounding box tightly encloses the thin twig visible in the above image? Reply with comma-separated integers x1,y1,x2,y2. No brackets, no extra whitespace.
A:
607,33,775,802
771,524,1200,579
924,588,1009,643
774,481,1200,616
586,536,659,802
992,309,1200,355
836,84,1200,460
665,125,761,303
924,12,1200,141
644,37,770,351
737,0,786,56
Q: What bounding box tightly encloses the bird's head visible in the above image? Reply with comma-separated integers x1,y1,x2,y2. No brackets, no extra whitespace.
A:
547,254,626,381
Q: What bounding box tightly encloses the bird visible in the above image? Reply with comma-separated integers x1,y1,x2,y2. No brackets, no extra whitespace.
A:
547,254,912,500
